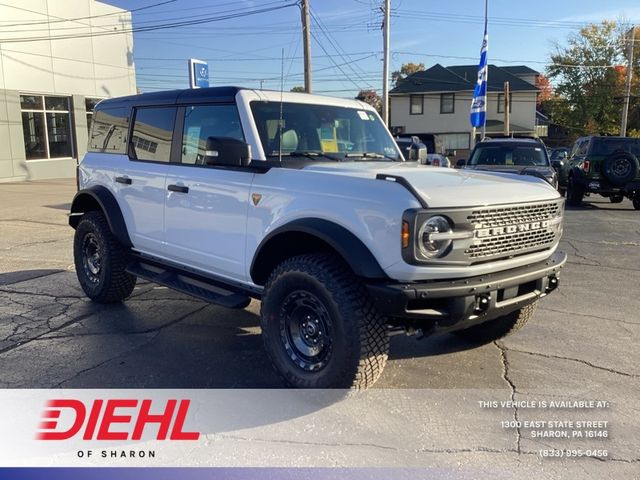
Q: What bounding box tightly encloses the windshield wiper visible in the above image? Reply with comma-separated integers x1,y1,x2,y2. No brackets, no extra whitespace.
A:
344,152,398,162
284,151,342,161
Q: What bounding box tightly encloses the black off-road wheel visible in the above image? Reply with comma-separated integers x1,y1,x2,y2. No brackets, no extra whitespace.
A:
603,151,638,187
609,194,624,204
566,176,584,207
260,254,389,389
634,196,640,210
453,301,538,345
73,211,136,303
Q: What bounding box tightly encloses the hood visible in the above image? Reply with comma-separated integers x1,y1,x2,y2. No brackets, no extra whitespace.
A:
301,162,559,208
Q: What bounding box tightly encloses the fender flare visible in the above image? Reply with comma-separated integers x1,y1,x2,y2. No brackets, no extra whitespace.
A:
250,218,388,285
68,185,132,247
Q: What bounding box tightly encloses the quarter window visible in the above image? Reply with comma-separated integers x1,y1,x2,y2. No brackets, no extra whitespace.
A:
20,94,73,160
440,93,455,114
89,106,129,154
130,107,176,162
85,98,103,134
180,104,244,165
410,95,423,115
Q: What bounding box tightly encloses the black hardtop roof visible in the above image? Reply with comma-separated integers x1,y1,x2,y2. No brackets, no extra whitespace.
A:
96,86,246,109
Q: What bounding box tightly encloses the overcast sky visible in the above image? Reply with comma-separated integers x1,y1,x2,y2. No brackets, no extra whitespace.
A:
106,0,640,97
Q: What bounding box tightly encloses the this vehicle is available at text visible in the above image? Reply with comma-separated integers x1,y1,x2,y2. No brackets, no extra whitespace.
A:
69,87,567,388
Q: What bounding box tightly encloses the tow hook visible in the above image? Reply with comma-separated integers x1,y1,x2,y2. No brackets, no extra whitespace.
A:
474,294,490,313
546,275,559,293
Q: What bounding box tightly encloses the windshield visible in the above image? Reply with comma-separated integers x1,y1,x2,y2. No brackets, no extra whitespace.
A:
468,144,549,167
250,101,401,161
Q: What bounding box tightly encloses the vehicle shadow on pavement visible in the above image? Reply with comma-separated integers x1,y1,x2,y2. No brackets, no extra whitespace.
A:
0,269,64,286
2,270,484,389
388,332,480,360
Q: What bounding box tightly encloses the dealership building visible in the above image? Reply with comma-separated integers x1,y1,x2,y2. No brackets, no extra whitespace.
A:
0,0,136,182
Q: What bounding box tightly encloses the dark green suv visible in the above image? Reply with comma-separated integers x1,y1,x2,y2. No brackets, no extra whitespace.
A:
564,136,640,209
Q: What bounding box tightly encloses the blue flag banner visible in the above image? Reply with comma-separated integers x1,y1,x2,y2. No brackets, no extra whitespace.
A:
470,28,488,128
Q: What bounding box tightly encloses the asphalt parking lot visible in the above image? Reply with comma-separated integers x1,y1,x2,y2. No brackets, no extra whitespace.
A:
0,179,638,475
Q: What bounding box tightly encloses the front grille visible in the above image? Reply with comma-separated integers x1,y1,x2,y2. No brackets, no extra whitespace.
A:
467,201,561,228
465,200,562,260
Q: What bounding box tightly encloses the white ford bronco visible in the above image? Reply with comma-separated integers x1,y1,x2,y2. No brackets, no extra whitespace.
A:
70,87,566,388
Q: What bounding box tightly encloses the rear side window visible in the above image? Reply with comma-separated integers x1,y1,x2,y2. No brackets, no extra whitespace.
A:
88,106,129,154
130,107,176,162
590,138,640,157
181,104,244,165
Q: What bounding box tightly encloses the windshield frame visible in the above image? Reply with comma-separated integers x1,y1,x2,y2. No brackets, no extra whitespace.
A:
248,100,402,162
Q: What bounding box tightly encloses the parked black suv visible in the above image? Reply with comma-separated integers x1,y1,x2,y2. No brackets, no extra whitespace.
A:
457,137,558,189
564,136,640,209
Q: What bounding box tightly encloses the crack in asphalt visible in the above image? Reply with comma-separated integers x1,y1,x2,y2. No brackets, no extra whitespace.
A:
538,306,640,326
565,261,640,273
494,341,521,454
506,347,638,378
564,240,602,266
563,237,640,248
37,304,209,340
52,331,161,388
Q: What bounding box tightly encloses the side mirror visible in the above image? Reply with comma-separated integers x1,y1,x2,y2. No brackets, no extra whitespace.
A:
205,137,251,167
456,158,466,168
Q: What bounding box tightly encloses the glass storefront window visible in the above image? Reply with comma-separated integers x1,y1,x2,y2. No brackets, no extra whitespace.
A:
22,112,47,160
20,94,74,160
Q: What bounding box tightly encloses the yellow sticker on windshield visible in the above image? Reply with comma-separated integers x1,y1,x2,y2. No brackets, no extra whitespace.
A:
321,139,339,152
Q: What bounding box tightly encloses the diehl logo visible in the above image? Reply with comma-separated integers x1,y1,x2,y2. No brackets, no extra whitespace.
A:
37,399,200,441
476,220,549,239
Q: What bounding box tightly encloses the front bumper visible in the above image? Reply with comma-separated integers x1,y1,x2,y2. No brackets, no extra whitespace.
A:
367,250,567,333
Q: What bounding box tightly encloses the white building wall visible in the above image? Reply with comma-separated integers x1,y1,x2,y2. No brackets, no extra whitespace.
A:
0,0,136,182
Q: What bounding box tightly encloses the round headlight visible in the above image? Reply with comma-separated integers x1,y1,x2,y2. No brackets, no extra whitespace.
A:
418,215,453,258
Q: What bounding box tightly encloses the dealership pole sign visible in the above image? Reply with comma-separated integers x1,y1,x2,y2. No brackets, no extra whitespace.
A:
188,58,209,89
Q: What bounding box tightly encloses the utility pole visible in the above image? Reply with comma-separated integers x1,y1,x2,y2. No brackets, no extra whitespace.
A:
382,0,391,125
621,26,636,137
301,0,312,93
503,81,510,136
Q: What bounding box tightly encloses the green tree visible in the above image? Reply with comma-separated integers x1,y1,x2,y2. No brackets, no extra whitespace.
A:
391,62,425,87
290,86,305,92
546,21,637,135
355,89,382,113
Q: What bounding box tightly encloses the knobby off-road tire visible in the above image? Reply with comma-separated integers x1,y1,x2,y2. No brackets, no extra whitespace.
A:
609,194,624,204
260,253,389,389
73,211,136,303
633,197,640,210
454,301,538,345
566,176,584,207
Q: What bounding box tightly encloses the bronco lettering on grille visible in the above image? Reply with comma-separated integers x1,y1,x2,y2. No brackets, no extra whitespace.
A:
476,220,550,239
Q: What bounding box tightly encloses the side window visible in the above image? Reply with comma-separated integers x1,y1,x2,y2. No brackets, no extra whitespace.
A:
89,106,129,154
180,104,244,165
130,107,176,162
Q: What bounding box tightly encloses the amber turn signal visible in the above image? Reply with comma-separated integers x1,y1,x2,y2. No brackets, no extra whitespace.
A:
402,221,410,248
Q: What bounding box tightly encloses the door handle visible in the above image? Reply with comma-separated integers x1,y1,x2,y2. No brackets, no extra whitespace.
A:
115,176,132,185
167,184,189,194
